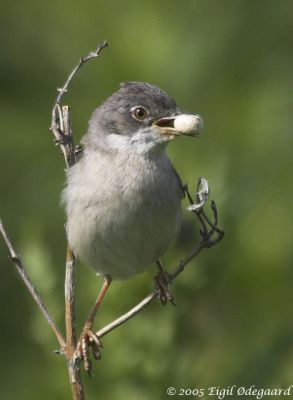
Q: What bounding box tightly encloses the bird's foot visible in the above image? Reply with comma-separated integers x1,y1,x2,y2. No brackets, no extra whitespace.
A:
76,323,103,375
154,268,175,306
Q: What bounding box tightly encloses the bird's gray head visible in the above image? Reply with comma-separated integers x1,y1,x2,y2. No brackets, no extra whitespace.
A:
84,81,203,153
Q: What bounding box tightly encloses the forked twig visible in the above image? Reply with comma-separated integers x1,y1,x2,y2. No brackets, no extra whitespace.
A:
50,40,108,169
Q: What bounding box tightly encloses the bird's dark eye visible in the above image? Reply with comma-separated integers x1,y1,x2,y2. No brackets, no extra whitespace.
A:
131,106,149,121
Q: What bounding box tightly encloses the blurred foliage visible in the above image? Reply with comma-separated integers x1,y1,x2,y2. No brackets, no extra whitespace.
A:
0,0,293,399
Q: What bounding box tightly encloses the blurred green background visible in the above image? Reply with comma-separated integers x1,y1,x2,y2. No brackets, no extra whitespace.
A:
1,1,293,399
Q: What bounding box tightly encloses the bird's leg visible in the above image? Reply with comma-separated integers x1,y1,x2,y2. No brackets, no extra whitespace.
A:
77,274,112,374
154,259,175,306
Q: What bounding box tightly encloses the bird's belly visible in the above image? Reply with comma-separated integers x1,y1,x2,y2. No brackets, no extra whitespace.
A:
67,189,181,279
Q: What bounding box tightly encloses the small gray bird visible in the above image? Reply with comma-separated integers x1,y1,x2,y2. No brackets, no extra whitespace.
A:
63,81,203,281
62,82,203,354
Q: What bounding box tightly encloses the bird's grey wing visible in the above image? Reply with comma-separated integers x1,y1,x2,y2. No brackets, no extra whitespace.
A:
171,165,186,199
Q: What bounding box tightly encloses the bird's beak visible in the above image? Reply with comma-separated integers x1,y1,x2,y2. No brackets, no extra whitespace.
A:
153,113,203,138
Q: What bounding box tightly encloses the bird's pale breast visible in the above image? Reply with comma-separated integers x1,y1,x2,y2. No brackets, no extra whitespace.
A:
63,149,182,279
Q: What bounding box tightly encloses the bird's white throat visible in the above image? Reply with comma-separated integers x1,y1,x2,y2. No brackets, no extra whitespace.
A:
102,128,169,154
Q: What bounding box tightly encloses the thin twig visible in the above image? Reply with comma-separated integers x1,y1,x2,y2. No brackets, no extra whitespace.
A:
97,292,158,338
0,220,66,348
54,41,108,105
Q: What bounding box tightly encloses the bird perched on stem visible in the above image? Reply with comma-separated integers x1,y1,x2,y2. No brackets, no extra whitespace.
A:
62,81,203,370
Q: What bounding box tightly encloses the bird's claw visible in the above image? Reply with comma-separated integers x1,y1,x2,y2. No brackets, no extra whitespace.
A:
154,269,175,306
77,324,103,375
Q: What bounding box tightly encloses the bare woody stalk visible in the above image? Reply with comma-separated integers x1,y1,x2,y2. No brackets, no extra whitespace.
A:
52,94,85,400
65,248,84,400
